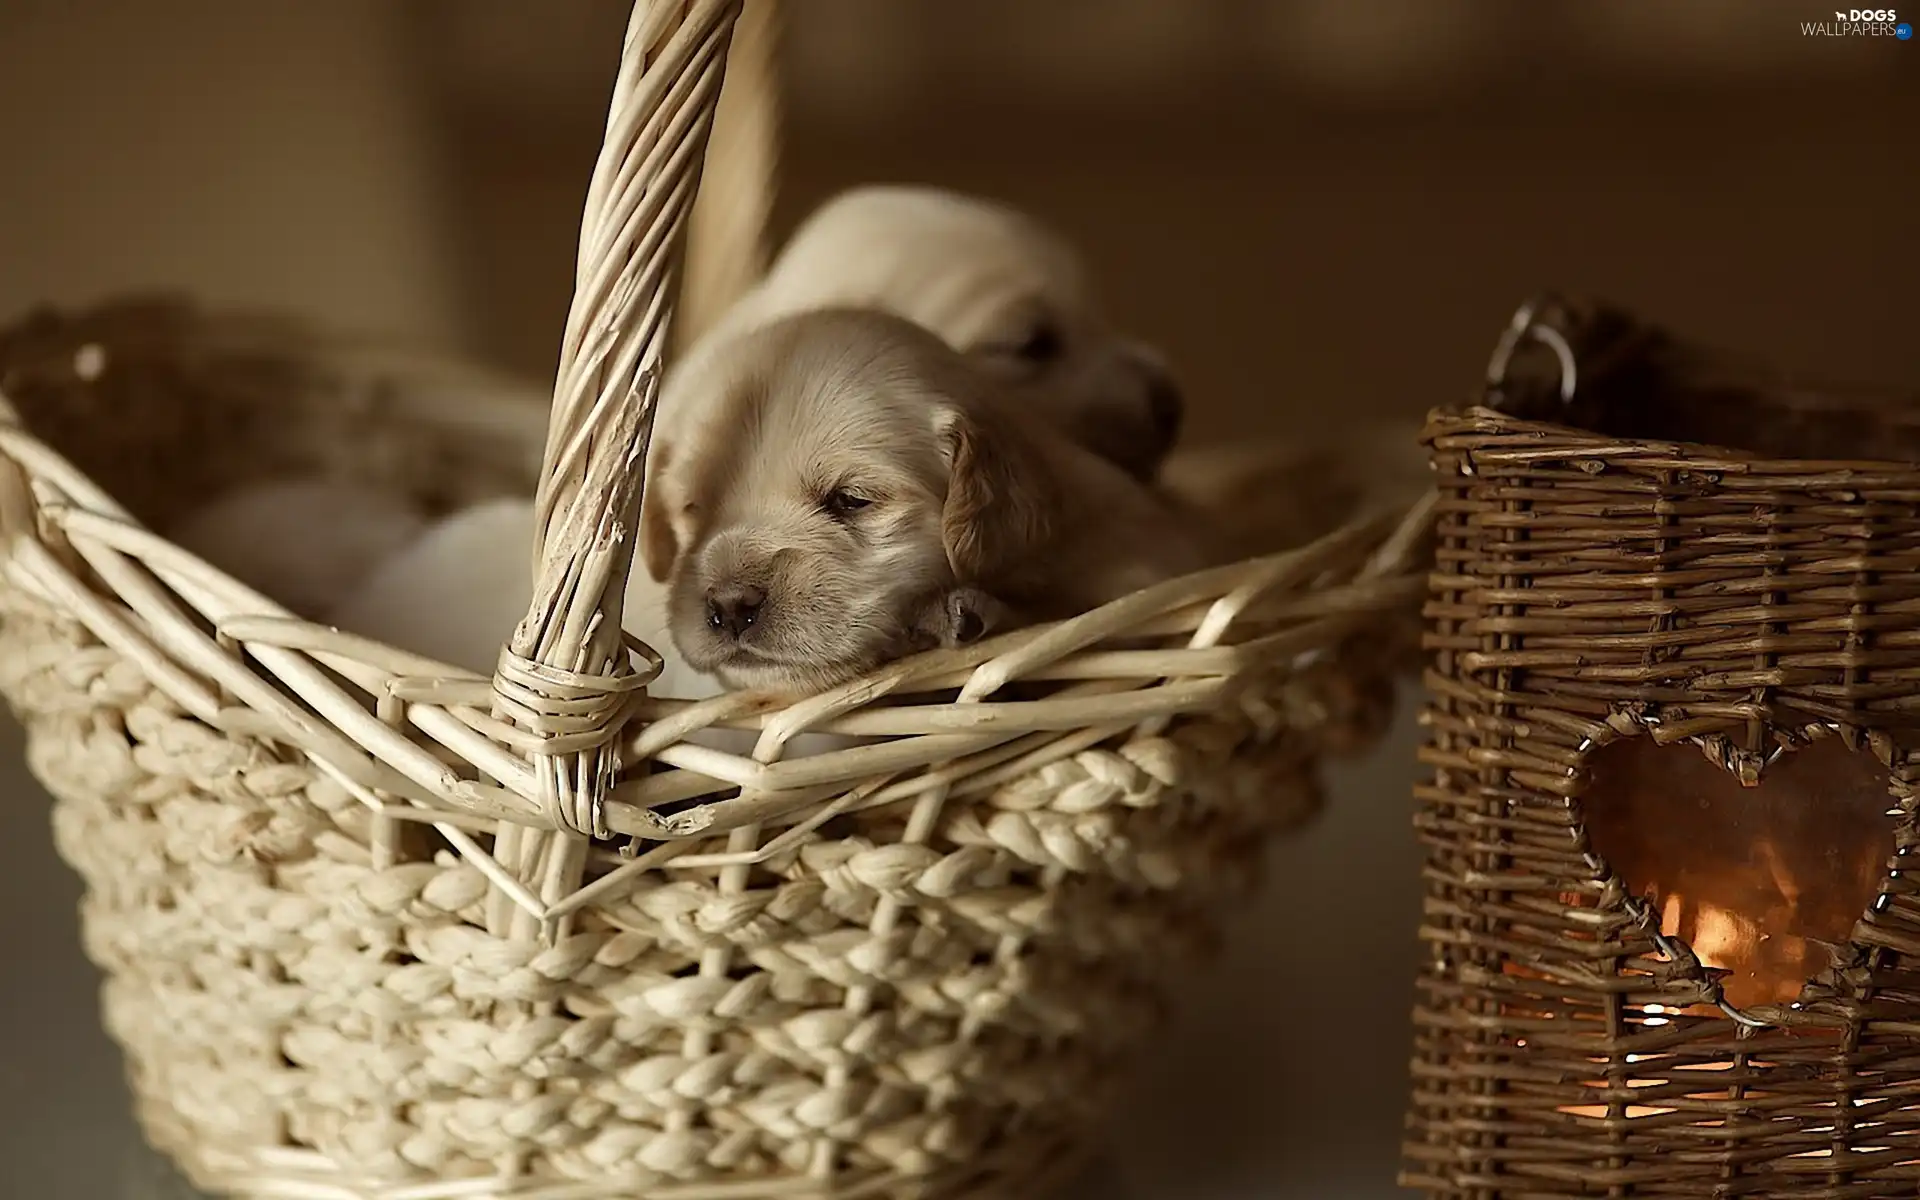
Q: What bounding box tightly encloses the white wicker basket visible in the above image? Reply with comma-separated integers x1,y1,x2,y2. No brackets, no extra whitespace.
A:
0,3,1431,1197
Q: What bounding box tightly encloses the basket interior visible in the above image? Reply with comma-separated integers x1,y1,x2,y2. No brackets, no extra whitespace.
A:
0,297,542,533
1493,303,1920,464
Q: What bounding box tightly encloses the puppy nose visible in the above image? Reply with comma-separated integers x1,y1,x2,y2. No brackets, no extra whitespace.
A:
705,584,766,638
1146,373,1184,443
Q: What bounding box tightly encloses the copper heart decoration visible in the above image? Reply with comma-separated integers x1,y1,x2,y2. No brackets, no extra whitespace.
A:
1581,734,1898,1010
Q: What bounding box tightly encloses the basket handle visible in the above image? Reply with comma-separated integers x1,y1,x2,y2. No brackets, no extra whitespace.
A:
491,0,745,839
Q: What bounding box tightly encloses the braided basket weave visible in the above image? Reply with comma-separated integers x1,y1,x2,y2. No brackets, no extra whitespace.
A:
0,4,1429,1197
1403,297,1920,1198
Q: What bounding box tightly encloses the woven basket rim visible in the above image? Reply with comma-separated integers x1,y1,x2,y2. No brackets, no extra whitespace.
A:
0,305,1436,849
1429,401,1920,475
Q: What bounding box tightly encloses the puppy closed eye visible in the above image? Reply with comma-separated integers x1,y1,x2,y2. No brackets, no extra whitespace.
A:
1012,322,1064,366
978,320,1066,375
820,487,874,521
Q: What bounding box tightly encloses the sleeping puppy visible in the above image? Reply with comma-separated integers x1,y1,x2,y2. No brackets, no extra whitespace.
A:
331,497,1006,684
643,308,1210,696
717,185,1182,481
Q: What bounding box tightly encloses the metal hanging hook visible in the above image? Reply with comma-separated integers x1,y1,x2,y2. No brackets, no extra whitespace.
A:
1485,293,1578,408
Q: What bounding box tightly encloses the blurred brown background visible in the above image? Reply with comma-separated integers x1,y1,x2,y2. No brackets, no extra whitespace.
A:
3,1,1914,432
437,0,1918,435
0,3,1912,1198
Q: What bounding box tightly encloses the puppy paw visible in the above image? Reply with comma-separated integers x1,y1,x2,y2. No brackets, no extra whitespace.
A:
912,586,1013,649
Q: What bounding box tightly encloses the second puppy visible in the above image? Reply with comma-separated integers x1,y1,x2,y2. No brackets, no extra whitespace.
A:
643,308,1211,696
713,185,1184,481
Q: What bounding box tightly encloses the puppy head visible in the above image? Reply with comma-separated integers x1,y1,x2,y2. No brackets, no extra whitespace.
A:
748,185,1183,481
641,309,1054,694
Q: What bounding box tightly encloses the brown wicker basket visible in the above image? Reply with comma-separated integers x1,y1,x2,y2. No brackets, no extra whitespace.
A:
1403,295,1920,1198
0,4,1431,1198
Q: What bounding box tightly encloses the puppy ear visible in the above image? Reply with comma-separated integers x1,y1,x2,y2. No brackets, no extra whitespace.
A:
638,439,678,582
934,401,1058,585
